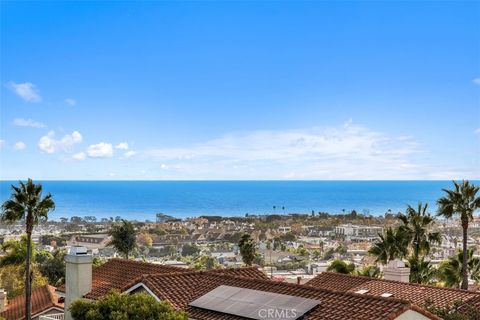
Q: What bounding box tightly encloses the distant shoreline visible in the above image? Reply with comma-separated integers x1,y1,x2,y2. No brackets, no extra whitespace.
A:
3,180,475,221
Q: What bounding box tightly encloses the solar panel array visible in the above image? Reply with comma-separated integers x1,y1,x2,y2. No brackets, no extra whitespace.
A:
189,285,320,320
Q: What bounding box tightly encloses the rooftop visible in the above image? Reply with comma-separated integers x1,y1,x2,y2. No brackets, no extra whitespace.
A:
0,285,63,320
305,272,480,309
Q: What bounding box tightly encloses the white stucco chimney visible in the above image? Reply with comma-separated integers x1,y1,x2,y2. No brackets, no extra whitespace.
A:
65,246,92,320
0,289,7,313
383,259,410,283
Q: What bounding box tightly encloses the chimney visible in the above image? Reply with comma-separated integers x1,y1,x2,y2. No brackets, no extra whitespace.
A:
383,259,410,283
65,246,92,320
297,276,301,285
0,289,7,313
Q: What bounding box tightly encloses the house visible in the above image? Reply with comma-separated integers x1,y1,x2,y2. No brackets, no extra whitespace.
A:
0,286,64,320
55,247,440,320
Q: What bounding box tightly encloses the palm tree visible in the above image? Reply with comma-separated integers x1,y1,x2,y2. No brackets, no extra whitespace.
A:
437,180,480,289
408,257,437,284
398,203,441,262
438,249,480,288
369,227,409,264
1,179,55,320
397,203,441,283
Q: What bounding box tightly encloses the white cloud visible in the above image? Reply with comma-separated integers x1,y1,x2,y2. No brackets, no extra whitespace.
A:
13,141,26,151
87,142,113,158
38,131,82,154
7,82,42,102
65,98,76,106
473,78,480,86
475,128,480,135
115,142,129,150
72,152,86,161
122,150,136,159
144,121,428,179
0,140,5,149
13,118,46,128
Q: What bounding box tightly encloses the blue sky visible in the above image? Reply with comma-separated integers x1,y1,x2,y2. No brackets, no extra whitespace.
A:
1,1,479,180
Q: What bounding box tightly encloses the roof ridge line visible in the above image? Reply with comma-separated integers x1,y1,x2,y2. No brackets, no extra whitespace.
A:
318,272,480,295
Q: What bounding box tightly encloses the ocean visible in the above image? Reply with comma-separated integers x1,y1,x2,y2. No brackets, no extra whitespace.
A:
0,180,475,221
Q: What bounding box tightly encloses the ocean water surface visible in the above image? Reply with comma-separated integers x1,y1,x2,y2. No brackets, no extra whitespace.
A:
0,180,475,221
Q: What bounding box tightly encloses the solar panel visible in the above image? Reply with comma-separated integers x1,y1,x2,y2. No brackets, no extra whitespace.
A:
189,285,320,320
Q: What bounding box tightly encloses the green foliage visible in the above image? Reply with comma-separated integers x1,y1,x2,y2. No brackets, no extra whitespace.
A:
38,249,66,286
0,236,35,267
438,249,480,288
437,180,480,289
327,259,355,274
238,234,256,266
396,203,441,283
1,179,55,319
356,265,381,278
40,234,69,247
108,219,137,259
193,256,218,270
148,227,166,236
1,179,55,226
398,203,441,260
296,244,309,256
93,257,107,268
69,290,187,320
423,300,480,320
368,227,409,264
181,244,200,257
0,264,49,298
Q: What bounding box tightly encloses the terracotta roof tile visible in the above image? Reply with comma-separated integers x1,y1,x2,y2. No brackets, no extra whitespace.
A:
0,285,63,320
81,258,190,299
127,271,440,320
305,272,480,309
58,258,268,300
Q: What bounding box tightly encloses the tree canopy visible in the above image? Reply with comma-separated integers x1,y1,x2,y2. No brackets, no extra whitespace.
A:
69,290,187,320
238,234,256,266
108,219,137,259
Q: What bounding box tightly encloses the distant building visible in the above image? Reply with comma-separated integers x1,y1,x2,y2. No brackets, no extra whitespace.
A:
335,224,383,241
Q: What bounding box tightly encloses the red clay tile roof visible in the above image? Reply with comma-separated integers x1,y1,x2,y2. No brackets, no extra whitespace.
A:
305,272,480,309
80,258,191,299
0,285,64,320
58,258,268,300
123,271,440,320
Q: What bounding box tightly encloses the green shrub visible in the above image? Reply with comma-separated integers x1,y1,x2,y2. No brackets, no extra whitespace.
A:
70,290,187,320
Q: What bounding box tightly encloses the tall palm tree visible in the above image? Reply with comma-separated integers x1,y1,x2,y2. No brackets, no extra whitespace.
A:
437,180,480,289
369,227,409,264
398,203,441,262
1,179,55,320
